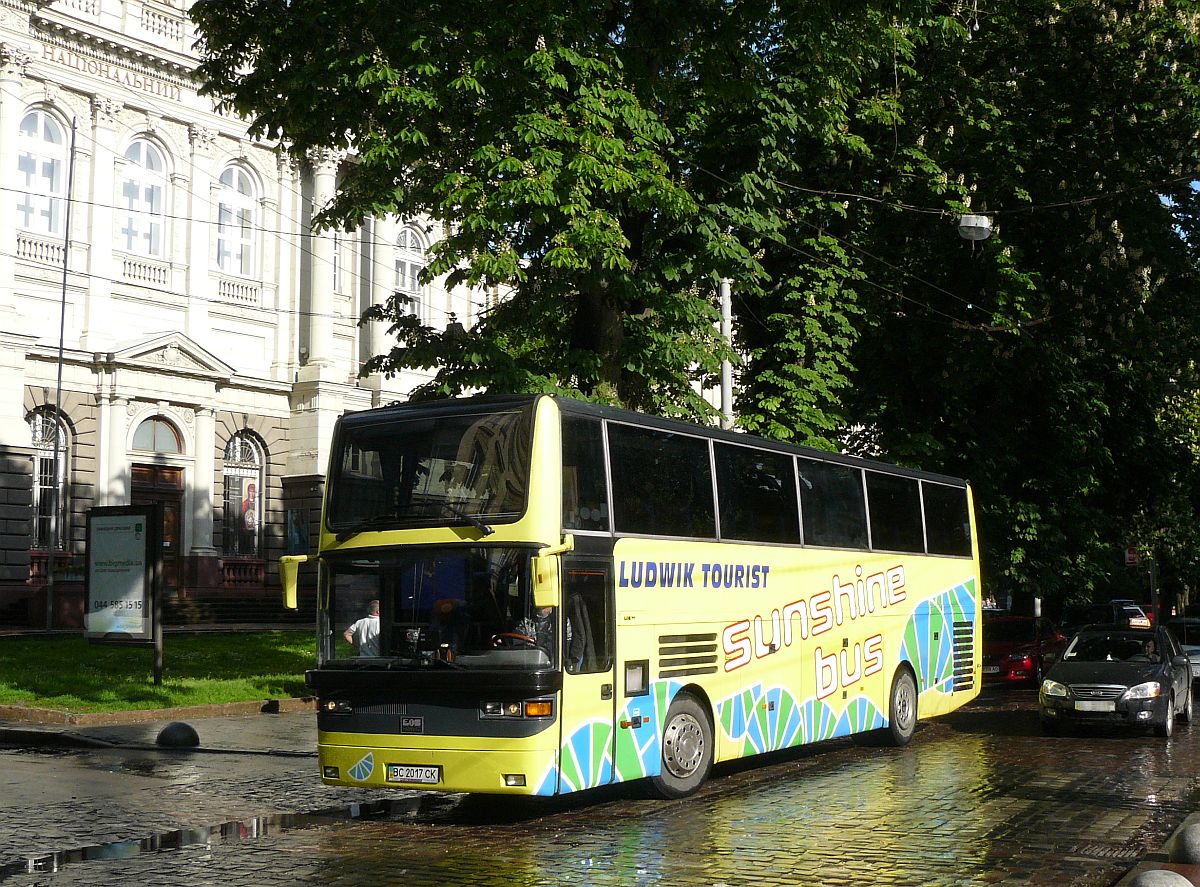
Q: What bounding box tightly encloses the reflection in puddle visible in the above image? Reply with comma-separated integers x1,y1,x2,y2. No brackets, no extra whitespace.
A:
0,799,421,882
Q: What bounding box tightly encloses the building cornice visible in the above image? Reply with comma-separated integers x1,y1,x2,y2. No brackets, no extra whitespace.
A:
30,3,195,86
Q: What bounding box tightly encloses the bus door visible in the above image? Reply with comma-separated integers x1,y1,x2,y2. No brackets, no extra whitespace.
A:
555,558,615,794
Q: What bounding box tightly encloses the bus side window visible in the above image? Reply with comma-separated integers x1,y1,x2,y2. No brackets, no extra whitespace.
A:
798,458,869,549
562,415,609,532
564,567,611,674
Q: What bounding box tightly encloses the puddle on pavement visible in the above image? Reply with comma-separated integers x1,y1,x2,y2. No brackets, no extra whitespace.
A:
0,798,433,883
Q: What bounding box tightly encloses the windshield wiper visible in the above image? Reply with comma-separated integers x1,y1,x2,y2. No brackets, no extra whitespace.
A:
443,502,495,536
334,514,400,542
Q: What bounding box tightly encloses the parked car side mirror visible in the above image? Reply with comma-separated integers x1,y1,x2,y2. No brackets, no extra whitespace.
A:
1172,655,1190,669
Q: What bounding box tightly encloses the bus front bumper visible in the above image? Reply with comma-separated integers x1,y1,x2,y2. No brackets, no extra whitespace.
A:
316,735,557,795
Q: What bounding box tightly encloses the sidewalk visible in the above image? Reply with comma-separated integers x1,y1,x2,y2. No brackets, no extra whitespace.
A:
0,704,420,881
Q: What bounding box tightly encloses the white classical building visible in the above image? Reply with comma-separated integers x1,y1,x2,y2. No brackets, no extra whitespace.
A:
0,0,487,626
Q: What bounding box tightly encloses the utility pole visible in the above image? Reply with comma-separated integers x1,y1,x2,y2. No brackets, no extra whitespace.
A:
719,279,732,430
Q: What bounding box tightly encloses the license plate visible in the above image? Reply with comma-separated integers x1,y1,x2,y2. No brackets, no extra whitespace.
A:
1075,700,1115,712
983,666,1000,674
386,764,441,785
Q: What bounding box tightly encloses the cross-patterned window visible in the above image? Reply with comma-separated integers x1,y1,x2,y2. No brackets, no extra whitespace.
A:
217,166,256,276
28,410,69,550
118,139,166,257
395,226,427,322
223,433,264,557
16,110,66,236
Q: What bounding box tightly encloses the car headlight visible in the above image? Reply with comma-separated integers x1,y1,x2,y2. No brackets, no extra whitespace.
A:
1123,681,1162,700
1041,680,1068,697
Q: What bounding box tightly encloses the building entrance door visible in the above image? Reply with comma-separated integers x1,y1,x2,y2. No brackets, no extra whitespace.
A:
131,464,184,592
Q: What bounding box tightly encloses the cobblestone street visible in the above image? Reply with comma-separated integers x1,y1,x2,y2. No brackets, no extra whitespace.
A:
4,689,1200,886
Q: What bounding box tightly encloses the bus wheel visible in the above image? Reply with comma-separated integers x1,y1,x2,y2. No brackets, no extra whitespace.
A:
887,668,918,747
649,694,713,799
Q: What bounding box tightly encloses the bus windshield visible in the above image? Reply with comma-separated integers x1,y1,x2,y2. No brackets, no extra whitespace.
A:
327,404,534,533
324,546,557,671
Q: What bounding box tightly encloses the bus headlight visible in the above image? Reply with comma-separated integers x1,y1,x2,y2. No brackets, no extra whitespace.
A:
481,699,554,719
322,699,352,713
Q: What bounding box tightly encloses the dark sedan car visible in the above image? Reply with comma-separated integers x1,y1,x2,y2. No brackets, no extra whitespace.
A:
1039,625,1192,737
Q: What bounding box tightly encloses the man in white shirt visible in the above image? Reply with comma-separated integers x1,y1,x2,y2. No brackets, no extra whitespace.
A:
343,599,380,656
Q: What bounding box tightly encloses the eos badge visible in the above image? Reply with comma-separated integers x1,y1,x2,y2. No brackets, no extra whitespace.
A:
401,716,424,734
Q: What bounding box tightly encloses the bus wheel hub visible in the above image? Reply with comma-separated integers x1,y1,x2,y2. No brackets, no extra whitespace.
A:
663,713,704,777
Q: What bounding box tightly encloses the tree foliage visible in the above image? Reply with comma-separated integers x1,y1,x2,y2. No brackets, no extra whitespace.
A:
193,0,915,421
192,0,1200,606
829,0,1200,604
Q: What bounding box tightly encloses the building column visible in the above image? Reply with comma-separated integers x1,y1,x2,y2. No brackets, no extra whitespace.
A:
192,407,216,553
186,405,220,595
304,149,338,371
272,153,301,378
104,395,129,505
366,214,397,365
0,46,30,339
80,97,120,351
185,125,216,345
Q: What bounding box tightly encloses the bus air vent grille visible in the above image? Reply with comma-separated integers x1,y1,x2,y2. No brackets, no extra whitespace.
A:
952,620,974,691
658,633,719,679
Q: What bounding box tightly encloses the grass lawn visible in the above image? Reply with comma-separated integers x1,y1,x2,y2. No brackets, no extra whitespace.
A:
0,631,314,713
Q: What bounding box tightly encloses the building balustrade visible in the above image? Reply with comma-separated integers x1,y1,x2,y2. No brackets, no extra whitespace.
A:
217,275,262,306
121,253,170,286
222,558,265,589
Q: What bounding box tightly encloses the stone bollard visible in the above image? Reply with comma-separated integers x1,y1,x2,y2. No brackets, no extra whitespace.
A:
1130,870,1194,887
1168,821,1200,864
156,721,200,748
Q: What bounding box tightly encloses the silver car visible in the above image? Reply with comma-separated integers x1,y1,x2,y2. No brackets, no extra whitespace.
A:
1167,618,1200,682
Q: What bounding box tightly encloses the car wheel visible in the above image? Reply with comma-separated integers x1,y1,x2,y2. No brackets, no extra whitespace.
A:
1181,686,1194,726
887,668,918,747
648,693,713,799
1155,693,1175,738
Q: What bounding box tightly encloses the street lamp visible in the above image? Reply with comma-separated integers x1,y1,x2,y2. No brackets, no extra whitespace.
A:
958,214,993,241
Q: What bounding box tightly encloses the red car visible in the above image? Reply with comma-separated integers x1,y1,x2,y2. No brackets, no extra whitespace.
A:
983,615,1067,686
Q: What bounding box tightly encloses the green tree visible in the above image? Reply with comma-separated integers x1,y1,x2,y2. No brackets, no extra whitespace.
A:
191,0,928,423
828,0,1200,605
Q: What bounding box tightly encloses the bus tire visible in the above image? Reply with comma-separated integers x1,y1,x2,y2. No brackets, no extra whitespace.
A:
887,668,918,747
649,694,713,800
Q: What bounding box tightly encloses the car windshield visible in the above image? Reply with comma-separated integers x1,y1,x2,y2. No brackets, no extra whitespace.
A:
984,620,1036,643
321,546,557,671
1062,631,1160,663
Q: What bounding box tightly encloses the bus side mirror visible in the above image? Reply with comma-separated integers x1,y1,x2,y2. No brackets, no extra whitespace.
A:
280,555,309,610
532,554,560,609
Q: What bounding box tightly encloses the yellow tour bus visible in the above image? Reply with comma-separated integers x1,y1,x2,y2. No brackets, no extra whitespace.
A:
281,394,982,799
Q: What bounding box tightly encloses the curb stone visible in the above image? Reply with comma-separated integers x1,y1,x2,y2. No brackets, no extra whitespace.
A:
0,696,315,726
1118,813,1200,886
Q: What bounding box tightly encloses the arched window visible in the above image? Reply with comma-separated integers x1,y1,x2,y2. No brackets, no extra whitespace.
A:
132,416,182,454
395,226,427,322
216,166,256,276
28,410,69,550
16,110,66,236
118,139,167,257
223,433,264,557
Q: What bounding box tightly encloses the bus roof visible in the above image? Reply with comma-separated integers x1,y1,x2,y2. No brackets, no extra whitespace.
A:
341,393,970,489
